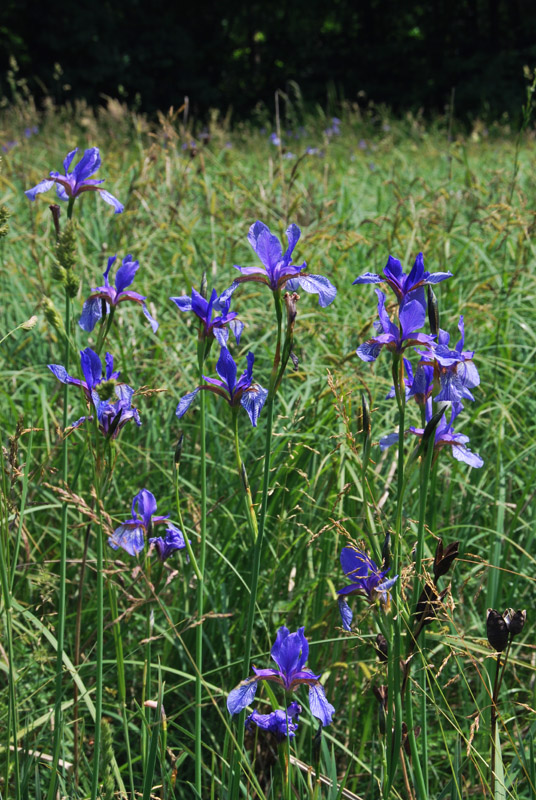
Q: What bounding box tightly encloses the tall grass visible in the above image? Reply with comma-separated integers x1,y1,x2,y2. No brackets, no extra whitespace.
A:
0,95,535,798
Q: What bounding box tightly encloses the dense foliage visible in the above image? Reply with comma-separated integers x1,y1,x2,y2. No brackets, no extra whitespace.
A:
0,99,535,797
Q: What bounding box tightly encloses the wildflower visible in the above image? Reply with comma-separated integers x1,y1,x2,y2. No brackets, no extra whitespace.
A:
356,289,434,362
418,316,480,405
48,347,140,438
409,400,483,467
229,221,336,307
25,147,124,213
353,253,451,309
337,547,398,631
48,347,120,403
176,346,268,427
245,702,302,741
108,488,186,558
227,626,335,726
79,254,158,333
269,133,281,146
170,286,243,346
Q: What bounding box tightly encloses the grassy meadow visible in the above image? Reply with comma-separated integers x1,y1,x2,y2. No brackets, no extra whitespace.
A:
0,96,535,799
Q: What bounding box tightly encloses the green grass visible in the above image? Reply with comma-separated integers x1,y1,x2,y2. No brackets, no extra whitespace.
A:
0,96,535,799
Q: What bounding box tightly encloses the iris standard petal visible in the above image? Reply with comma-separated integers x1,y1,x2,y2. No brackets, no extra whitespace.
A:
216,347,238,394
113,256,139,293
80,347,103,390
340,547,374,578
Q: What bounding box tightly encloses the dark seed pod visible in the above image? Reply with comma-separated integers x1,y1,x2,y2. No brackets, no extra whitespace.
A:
433,538,459,583
375,633,388,662
505,608,526,636
486,609,509,652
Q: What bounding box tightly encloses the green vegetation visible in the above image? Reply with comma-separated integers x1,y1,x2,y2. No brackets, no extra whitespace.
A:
0,98,535,798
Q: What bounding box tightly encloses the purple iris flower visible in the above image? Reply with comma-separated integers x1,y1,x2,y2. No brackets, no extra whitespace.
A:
176,346,268,427
227,626,335,726
228,221,336,307
356,289,434,362
417,316,479,405
353,253,451,309
48,347,119,403
337,547,398,631
25,147,124,213
170,286,243,346
48,347,140,438
409,399,483,468
79,254,158,333
245,701,301,741
108,488,186,559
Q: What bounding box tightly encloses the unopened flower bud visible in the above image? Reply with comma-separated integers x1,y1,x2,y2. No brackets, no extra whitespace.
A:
486,609,509,652
427,285,439,336
174,433,184,465
200,271,208,300
360,393,371,441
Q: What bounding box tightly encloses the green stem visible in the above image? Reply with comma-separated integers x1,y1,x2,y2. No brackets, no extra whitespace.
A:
90,429,105,800
174,465,202,583
0,465,20,800
46,290,71,800
490,654,501,795
107,579,136,799
386,353,405,797
141,555,153,767
195,337,208,796
232,409,259,542
404,678,427,800
232,290,282,793
94,306,116,356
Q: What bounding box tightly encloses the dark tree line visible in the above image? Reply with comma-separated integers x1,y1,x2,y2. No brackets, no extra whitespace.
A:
1,0,535,119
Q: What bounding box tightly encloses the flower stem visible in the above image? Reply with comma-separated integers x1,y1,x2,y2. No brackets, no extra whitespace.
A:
90,430,105,800
385,354,405,796
46,289,71,800
232,409,259,542
194,337,208,795
231,290,282,792
0,460,21,800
